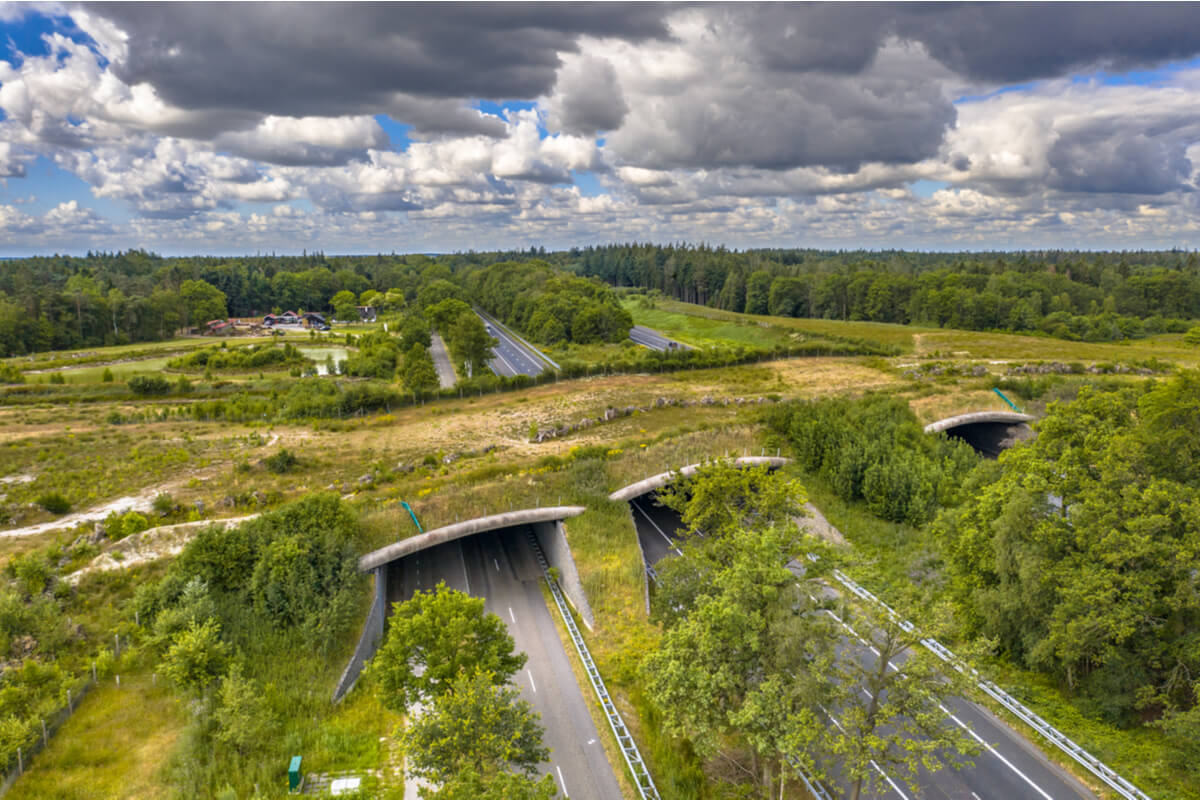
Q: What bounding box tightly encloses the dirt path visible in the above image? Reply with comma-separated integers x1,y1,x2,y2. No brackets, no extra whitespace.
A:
429,333,458,389
1,487,166,538
66,514,258,583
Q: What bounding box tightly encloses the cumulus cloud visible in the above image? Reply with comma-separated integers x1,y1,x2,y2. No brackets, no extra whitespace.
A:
78,3,671,122
2,3,1200,253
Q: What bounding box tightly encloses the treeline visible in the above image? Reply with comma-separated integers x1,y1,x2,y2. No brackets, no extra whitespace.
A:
568,244,1200,341
0,250,462,356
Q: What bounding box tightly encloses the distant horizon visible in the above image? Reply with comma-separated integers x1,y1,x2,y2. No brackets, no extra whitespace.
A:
3,244,1200,261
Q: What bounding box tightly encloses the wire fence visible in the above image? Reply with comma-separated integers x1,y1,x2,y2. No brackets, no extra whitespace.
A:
0,635,149,798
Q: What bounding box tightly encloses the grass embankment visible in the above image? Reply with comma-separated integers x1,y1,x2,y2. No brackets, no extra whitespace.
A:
628,298,920,352
5,676,184,800
634,296,1200,367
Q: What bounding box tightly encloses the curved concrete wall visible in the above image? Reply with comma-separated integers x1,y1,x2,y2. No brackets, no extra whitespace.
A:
359,506,587,572
607,456,792,502
924,411,1034,434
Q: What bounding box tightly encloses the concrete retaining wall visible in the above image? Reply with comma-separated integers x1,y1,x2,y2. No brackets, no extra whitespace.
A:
607,456,792,502
532,520,595,630
332,567,386,703
359,506,587,572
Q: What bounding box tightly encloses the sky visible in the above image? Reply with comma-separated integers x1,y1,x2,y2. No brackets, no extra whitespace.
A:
1,2,1200,256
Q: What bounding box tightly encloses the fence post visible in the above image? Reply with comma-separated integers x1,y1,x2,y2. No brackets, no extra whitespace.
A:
17,747,21,775
67,688,72,712
41,718,47,746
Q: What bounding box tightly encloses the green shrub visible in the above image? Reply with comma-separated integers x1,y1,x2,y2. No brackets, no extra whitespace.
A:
101,367,114,382
263,449,298,474
127,375,171,395
0,363,25,384
36,493,71,515
152,493,175,516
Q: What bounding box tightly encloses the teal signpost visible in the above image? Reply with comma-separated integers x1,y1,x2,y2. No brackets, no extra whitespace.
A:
400,500,423,533
288,755,302,792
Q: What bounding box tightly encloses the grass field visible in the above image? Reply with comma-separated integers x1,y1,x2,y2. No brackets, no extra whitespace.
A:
631,297,1200,366
6,676,184,800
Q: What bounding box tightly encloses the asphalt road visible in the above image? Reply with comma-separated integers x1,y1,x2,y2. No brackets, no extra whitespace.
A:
386,528,622,800
628,494,1097,800
475,311,547,378
428,333,458,389
629,324,691,352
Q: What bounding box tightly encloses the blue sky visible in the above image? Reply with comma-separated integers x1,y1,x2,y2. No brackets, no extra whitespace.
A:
1,4,1198,255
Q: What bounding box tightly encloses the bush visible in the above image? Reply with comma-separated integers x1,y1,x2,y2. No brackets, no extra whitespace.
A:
36,493,71,515
101,367,114,382
263,449,298,474
152,493,175,516
0,363,25,384
128,374,172,395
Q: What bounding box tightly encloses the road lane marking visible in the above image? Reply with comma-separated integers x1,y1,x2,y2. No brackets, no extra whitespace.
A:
936,702,1054,800
528,669,537,693
494,558,500,572
631,501,683,556
556,765,569,797
822,706,912,799
509,606,516,624
458,540,470,595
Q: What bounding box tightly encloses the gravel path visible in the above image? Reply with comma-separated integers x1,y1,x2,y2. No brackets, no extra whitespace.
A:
429,333,457,389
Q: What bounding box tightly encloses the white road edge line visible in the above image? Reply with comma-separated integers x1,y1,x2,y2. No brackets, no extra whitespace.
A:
556,765,569,797
509,606,516,624
528,669,537,693
823,599,1056,800
631,500,684,556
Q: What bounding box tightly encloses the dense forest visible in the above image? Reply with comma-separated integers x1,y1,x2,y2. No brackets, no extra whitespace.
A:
0,251,630,357
4,246,1200,357
567,244,1200,341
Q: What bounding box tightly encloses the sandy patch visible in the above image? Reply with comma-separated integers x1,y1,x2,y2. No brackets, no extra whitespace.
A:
795,503,845,545
66,514,258,583
1,486,165,538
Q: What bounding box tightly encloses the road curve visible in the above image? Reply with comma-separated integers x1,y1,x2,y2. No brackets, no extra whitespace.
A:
629,493,1097,800
386,528,622,800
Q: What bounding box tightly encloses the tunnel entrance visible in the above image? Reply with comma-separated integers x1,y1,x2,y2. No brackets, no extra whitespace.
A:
377,524,621,800
944,420,1034,458
924,411,1035,458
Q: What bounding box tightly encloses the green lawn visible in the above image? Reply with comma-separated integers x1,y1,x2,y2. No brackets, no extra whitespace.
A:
629,298,1200,366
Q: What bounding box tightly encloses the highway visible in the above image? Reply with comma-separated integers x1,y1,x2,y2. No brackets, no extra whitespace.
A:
386,528,622,800
474,310,548,378
628,495,1097,800
630,324,691,352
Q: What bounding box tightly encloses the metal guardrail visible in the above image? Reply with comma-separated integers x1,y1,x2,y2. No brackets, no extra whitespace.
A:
525,530,662,800
829,569,1153,800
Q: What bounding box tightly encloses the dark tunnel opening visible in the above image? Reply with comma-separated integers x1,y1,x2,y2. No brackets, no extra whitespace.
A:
944,421,1033,458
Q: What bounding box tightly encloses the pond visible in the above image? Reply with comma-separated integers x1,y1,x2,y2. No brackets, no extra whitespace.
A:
296,347,351,375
